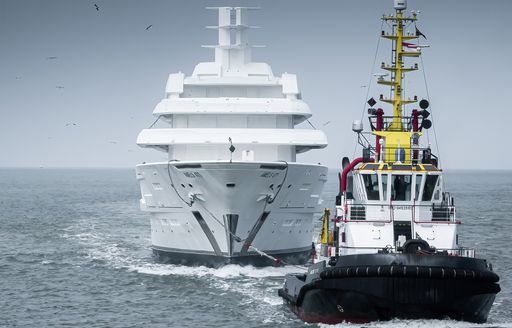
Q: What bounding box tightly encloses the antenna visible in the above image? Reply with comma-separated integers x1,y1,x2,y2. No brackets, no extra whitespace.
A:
228,137,235,163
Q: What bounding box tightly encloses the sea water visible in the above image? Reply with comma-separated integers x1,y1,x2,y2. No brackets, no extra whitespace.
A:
0,168,510,327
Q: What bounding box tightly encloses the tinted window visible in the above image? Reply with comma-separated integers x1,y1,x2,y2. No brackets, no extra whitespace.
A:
363,174,380,200
391,174,412,201
381,174,388,201
422,175,439,201
415,174,423,201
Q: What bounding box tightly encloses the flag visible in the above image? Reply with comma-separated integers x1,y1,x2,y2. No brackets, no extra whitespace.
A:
403,42,418,49
416,26,427,39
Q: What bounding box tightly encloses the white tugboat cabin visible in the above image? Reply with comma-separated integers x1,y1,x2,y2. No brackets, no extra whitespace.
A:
338,160,463,256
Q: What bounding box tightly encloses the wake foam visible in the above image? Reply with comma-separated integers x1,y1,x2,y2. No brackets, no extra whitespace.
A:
127,263,303,279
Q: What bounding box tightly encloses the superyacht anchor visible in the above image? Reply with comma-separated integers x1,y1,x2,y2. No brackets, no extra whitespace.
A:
279,0,500,323
135,7,328,267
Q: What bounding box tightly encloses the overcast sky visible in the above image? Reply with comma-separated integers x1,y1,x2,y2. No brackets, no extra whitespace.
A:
1,0,511,169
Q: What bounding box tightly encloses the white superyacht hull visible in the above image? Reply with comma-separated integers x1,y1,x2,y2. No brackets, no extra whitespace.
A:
136,161,328,266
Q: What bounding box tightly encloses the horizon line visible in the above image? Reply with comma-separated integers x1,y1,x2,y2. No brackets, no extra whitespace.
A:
0,166,511,171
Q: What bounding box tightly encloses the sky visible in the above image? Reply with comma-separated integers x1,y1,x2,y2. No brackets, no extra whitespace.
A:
1,0,511,169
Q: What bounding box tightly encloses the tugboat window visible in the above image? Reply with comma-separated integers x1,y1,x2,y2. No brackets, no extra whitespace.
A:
422,175,439,201
415,174,423,200
391,174,412,201
381,173,388,200
362,174,380,200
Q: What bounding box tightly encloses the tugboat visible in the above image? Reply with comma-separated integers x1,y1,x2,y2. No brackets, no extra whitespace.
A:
278,0,500,323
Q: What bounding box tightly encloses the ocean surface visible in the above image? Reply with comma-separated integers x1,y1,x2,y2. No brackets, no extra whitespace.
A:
0,168,511,328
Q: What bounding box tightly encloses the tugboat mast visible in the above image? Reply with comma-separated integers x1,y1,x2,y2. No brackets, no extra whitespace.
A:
372,0,429,164
380,0,419,130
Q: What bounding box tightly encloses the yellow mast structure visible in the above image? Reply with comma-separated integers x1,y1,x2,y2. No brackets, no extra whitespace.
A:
317,208,333,257
373,3,422,163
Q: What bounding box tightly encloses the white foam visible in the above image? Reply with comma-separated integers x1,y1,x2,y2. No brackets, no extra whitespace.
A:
128,264,213,277
127,263,304,279
260,296,282,306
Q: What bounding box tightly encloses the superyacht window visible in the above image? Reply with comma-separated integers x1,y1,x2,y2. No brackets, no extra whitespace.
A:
391,174,412,201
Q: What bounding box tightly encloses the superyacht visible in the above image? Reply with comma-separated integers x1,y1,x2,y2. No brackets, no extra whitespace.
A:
135,7,328,267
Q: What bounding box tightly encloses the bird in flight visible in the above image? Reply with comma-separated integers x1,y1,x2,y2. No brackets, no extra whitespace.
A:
56,86,65,89
94,4,99,11
323,121,331,126
46,56,58,60
65,123,77,127
109,141,118,144
145,24,153,30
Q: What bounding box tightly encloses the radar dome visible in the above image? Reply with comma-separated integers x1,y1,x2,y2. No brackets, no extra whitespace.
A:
394,0,407,10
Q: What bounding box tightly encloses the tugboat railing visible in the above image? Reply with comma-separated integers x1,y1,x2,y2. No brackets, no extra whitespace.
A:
342,203,458,224
337,245,476,258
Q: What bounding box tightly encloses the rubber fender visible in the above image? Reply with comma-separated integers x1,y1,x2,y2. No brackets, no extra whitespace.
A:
320,265,499,282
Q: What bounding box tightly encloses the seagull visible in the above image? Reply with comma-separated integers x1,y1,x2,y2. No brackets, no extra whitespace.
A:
323,121,331,126
56,86,65,89
360,85,367,88
94,4,99,11
145,24,153,30
46,56,58,60
65,123,77,127
109,141,117,144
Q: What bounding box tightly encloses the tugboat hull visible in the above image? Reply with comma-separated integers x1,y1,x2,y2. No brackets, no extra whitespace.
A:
278,254,500,324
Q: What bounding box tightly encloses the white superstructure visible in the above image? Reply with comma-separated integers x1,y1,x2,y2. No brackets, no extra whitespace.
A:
135,7,328,266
